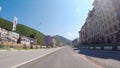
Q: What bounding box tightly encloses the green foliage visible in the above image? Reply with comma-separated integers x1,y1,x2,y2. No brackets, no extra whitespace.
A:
0,17,44,45
54,35,72,45
0,18,12,30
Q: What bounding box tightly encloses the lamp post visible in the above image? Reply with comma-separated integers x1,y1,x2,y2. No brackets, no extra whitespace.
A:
0,7,1,48
0,6,2,48
34,22,42,48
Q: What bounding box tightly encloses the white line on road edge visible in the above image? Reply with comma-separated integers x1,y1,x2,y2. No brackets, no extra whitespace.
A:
11,47,64,68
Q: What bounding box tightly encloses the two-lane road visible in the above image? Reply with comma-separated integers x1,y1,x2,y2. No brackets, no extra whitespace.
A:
1,46,120,68
17,46,99,68
0,47,63,68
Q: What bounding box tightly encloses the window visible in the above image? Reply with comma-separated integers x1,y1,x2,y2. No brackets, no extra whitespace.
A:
105,23,107,27
114,25,118,30
111,35,114,40
118,23,120,28
109,28,112,33
108,20,111,25
106,30,108,34
113,18,115,22
101,21,103,24
116,32,120,42
103,26,104,29
117,13,120,21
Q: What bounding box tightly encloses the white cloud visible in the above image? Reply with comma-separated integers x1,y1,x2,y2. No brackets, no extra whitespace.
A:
67,33,73,36
75,8,80,13
0,6,1,12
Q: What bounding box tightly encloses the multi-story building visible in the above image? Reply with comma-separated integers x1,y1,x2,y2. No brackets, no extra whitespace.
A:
43,35,57,47
43,35,53,46
79,24,86,44
72,38,79,46
52,37,56,47
20,36,36,45
79,0,120,45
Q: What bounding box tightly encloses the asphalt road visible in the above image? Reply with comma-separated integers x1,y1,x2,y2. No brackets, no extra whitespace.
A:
0,47,63,68
1,46,120,68
17,46,98,68
74,47,120,68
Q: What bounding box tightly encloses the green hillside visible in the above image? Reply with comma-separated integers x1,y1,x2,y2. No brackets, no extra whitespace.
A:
0,17,44,45
54,35,72,45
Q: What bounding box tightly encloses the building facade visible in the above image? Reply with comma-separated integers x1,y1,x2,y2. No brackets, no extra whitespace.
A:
52,37,57,47
43,35,57,47
20,36,36,45
43,35,53,46
72,38,79,46
79,0,120,44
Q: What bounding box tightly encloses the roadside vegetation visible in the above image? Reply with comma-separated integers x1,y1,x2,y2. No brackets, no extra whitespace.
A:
0,17,44,45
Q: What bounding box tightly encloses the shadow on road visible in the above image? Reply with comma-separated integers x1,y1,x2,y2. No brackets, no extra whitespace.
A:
73,47,120,61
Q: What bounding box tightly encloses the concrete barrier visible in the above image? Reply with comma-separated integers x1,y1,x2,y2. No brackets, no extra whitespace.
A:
104,46,112,50
117,46,120,50
86,47,89,49
80,44,120,51
95,47,101,50
90,47,94,49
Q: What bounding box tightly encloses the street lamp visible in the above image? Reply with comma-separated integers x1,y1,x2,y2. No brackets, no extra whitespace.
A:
34,22,42,48
0,6,2,48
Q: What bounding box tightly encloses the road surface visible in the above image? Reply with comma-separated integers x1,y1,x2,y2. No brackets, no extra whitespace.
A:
0,46,120,68
17,46,99,68
0,47,63,68
74,47,120,68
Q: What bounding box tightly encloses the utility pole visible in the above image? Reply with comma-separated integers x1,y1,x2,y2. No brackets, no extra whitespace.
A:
35,22,42,48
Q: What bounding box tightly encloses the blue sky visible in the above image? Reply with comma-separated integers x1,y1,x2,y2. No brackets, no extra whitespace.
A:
0,0,94,40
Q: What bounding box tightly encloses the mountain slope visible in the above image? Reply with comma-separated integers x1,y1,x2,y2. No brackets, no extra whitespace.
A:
54,35,72,45
0,17,44,44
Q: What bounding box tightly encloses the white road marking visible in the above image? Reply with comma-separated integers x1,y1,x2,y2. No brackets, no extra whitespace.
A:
11,47,64,68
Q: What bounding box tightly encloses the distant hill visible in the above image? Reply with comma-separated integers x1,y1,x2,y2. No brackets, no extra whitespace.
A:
54,35,72,45
0,17,44,45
